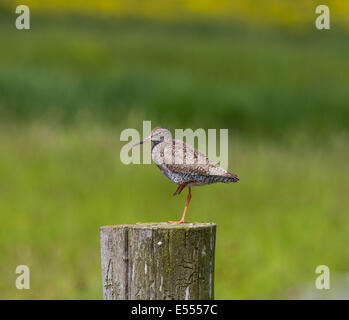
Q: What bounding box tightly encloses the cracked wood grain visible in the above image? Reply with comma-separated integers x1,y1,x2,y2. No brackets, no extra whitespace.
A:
100,222,216,300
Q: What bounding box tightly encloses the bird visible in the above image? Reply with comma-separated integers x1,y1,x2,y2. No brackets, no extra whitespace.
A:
133,127,239,224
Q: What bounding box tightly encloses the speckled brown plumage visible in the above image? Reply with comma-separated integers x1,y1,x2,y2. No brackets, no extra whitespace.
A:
134,127,239,223
150,128,239,188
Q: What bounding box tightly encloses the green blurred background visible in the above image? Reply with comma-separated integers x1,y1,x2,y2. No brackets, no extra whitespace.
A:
0,1,349,299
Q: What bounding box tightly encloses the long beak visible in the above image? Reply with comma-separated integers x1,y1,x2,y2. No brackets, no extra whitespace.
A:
133,135,151,147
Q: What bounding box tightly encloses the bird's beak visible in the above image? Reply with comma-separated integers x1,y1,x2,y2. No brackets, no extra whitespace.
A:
133,135,151,147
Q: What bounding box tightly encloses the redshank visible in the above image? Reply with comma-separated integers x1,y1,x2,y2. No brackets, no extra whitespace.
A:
133,127,239,224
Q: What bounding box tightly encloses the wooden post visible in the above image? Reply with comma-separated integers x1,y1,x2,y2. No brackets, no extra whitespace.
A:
100,222,216,300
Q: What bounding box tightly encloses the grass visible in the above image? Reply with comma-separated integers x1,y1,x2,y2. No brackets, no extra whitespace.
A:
0,14,349,137
0,123,348,299
0,12,348,299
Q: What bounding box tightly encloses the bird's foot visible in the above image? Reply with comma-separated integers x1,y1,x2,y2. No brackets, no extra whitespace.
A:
168,220,185,224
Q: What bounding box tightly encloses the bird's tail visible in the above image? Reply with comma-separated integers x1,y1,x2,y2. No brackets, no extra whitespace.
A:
223,172,239,183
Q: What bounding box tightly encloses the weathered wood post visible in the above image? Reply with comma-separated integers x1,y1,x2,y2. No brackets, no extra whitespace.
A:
100,222,216,300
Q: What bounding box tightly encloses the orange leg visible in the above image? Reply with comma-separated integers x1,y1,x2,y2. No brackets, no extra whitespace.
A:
173,184,185,196
169,187,192,224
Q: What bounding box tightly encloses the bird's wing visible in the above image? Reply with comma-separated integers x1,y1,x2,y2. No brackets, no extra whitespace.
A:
164,139,229,177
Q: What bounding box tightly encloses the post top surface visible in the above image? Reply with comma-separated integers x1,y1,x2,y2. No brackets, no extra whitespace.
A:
100,222,216,231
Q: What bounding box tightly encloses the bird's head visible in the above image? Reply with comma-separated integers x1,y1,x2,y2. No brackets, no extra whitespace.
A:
133,127,172,147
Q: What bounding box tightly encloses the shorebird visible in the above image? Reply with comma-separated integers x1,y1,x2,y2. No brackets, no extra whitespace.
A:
133,127,239,224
